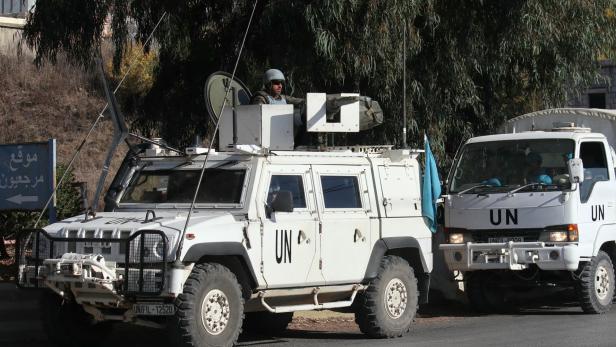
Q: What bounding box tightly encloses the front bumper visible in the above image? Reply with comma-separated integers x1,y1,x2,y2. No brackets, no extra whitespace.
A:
439,241,580,271
16,229,168,299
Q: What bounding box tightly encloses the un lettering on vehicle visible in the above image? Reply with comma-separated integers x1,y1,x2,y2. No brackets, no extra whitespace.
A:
489,209,518,226
275,229,292,263
591,204,605,221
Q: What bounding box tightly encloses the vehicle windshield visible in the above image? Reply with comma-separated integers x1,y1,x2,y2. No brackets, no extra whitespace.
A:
120,168,246,205
449,139,575,194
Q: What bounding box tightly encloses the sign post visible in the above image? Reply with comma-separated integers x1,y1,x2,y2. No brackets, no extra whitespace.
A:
0,140,56,221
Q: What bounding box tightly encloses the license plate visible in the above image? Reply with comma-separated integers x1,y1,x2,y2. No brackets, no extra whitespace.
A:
488,236,524,243
133,303,175,316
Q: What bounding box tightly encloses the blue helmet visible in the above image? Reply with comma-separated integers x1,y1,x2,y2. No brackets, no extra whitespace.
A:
537,174,552,185
263,69,285,85
483,178,502,187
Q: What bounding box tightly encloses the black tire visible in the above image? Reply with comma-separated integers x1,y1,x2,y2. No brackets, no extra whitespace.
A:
576,250,615,314
172,263,244,347
354,255,418,338
40,290,112,347
465,271,510,313
243,311,294,335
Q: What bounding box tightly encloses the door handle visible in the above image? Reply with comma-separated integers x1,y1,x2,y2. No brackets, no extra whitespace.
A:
298,230,309,245
354,229,365,243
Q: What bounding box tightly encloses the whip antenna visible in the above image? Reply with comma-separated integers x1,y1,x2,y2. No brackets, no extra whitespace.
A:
402,20,408,149
33,12,168,227
175,0,259,262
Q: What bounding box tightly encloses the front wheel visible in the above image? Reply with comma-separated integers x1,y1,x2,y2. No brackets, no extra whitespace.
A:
576,251,615,314
354,255,418,338
171,263,244,347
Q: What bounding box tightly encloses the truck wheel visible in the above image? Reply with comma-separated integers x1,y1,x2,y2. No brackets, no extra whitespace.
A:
172,263,244,347
354,255,418,338
243,311,294,335
40,290,112,347
465,272,509,313
576,250,615,314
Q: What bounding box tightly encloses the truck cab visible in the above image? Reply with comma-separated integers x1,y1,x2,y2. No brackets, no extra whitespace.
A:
440,108,616,314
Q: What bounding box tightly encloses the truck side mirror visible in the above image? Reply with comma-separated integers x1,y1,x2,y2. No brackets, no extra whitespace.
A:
568,158,584,183
269,191,294,213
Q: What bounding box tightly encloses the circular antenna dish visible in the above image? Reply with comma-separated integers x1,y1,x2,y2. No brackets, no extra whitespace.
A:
204,71,252,121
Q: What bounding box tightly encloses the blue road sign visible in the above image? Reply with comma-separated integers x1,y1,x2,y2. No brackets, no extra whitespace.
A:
0,140,56,211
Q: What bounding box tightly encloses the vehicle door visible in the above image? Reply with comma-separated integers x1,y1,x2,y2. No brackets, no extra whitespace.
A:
312,165,372,284
259,164,323,288
578,141,616,249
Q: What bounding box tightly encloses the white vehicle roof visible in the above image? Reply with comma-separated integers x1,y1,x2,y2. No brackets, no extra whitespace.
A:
467,131,606,144
143,147,421,167
497,108,616,144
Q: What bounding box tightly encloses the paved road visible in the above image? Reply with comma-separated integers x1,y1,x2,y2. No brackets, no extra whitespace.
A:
2,282,616,347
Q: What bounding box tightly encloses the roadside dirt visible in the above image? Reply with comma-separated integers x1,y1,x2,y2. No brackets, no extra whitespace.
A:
290,302,471,333
290,311,359,332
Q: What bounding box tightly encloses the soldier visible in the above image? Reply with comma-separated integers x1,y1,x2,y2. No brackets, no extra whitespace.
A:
251,69,304,106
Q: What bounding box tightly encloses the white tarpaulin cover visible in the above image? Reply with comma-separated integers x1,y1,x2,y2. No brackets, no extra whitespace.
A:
503,108,616,145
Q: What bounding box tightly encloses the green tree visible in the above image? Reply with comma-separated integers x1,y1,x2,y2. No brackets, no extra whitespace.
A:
22,0,616,166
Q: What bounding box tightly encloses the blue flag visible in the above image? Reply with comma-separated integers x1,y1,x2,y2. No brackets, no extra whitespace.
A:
422,135,441,233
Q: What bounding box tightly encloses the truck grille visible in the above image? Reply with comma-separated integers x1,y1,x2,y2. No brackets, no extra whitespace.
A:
470,229,542,243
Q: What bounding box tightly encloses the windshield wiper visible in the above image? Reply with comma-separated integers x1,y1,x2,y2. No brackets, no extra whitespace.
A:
506,182,546,196
455,184,492,195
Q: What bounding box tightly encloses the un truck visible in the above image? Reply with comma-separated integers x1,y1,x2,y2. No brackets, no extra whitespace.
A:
17,73,434,347
440,108,616,314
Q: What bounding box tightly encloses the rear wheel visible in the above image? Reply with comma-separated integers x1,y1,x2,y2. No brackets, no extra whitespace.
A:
243,311,294,335
576,251,615,314
171,263,244,347
354,255,418,338
40,290,112,347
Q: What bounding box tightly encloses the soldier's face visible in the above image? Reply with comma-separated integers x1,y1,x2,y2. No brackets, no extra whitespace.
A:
270,80,283,96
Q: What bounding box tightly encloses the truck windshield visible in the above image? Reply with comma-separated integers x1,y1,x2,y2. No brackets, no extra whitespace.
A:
120,168,246,205
450,139,575,194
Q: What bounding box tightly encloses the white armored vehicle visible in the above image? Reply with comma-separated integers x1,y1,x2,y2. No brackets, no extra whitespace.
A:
18,73,434,347
440,108,616,313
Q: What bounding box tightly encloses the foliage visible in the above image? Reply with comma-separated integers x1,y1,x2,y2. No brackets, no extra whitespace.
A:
22,0,616,167
105,43,158,117
0,164,83,240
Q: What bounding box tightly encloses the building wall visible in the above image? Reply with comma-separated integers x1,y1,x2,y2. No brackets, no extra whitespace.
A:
568,62,616,109
0,16,25,55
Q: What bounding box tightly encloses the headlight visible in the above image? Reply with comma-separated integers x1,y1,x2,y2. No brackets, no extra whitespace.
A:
546,224,578,242
567,224,579,241
449,233,464,244
549,231,568,242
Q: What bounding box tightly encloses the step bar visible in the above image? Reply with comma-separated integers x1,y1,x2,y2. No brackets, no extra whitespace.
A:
258,284,364,313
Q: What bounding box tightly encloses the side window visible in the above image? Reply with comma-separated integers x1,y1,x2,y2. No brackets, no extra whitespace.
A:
580,142,609,202
320,176,362,208
267,175,307,209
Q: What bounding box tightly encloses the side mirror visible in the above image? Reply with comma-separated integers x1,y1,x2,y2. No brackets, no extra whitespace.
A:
568,158,584,183
269,191,294,213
